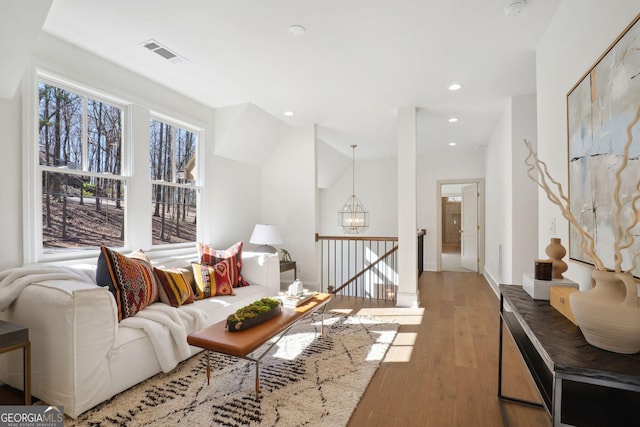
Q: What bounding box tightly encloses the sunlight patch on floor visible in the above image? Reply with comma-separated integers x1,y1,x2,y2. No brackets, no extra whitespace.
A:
392,331,417,346
383,345,413,362
355,307,425,325
382,332,417,362
326,306,425,362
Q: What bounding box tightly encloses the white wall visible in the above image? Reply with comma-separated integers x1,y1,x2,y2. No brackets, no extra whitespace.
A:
319,157,398,237
537,0,640,289
261,126,317,287
212,103,289,167
204,156,262,248
397,107,419,306
317,140,350,190
318,147,488,276
484,107,511,286
319,147,487,259
511,95,539,287
484,95,538,291
418,149,485,271
0,96,24,269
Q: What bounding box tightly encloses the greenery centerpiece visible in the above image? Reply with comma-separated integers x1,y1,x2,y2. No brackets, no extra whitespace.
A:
226,297,282,332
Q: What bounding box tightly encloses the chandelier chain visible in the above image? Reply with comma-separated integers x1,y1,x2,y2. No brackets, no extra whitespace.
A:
351,144,356,196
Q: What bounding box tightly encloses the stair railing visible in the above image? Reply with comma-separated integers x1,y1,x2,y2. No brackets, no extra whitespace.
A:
316,230,426,302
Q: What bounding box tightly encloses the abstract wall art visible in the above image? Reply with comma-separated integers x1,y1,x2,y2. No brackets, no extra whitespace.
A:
568,14,640,276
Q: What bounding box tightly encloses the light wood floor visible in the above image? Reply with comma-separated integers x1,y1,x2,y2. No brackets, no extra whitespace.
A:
328,271,551,427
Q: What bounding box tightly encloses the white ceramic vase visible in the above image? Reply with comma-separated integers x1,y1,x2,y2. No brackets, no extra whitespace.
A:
569,270,640,354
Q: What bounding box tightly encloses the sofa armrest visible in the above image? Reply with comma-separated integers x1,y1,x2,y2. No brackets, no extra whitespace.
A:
0,280,117,417
241,252,280,294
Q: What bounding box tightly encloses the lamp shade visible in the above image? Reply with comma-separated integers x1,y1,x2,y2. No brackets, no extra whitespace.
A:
249,224,282,253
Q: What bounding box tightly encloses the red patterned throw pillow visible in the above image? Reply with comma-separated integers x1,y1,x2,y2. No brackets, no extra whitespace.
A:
197,241,249,287
96,247,159,321
191,260,236,299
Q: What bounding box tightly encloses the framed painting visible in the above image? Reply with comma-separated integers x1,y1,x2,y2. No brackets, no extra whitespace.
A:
567,14,640,277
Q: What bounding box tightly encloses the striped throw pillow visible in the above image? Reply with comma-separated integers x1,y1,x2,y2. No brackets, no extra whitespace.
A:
154,267,195,307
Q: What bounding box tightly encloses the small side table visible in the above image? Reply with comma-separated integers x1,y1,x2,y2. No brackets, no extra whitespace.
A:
0,321,30,405
280,260,297,280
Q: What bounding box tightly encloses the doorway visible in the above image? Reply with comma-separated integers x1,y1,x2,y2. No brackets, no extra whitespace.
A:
437,179,485,273
441,196,461,254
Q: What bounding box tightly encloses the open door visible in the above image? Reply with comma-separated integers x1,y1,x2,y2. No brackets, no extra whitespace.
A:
460,184,478,272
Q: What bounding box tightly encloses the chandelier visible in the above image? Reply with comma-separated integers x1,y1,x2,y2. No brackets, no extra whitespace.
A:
337,144,369,234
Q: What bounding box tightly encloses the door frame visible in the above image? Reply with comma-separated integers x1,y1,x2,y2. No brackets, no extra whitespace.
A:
436,178,485,273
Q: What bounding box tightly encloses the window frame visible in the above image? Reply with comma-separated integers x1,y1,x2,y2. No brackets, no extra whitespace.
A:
24,68,205,264
25,70,131,263
148,113,202,249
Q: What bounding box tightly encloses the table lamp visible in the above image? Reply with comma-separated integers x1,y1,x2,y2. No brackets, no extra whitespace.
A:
249,224,282,253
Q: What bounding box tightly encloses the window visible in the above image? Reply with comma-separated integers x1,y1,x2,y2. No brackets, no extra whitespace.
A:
29,73,203,262
38,81,126,250
149,118,198,245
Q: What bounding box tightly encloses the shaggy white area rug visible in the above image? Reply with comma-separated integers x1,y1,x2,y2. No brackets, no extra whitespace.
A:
68,313,398,427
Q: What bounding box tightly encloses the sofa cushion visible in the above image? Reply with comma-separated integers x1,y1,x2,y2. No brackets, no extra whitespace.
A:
191,260,236,299
96,247,159,321
197,241,249,287
154,267,195,307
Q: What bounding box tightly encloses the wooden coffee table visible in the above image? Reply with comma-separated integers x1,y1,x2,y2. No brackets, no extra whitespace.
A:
187,293,331,398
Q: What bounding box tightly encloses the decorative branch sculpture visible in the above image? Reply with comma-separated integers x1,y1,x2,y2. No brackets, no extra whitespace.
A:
523,101,640,274
524,140,605,271
613,103,640,272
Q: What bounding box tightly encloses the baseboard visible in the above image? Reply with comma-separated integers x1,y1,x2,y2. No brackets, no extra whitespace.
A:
482,267,500,298
396,290,420,308
424,263,438,272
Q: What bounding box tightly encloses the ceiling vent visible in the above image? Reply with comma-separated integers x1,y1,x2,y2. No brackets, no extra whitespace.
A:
141,39,186,64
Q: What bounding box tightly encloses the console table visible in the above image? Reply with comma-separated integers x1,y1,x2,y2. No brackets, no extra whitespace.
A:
0,320,30,405
280,260,297,280
499,285,640,427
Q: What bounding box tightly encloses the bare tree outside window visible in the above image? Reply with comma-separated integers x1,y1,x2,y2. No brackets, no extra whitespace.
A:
149,119,198,245
38,82,125,249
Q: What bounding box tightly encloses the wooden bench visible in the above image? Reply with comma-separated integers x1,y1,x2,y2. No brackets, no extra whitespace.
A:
187,293,331,397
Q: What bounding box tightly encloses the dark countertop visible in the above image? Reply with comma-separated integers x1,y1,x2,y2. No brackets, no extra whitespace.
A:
500,284,640,387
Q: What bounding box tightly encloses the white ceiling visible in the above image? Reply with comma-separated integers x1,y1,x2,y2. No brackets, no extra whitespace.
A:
34,0,560,159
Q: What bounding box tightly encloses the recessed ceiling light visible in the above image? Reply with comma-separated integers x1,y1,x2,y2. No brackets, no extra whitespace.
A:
448,117,459,123
449,142,457,146
289,25,306,37
284,111,294,116
504,0,526,17
448,83,462,91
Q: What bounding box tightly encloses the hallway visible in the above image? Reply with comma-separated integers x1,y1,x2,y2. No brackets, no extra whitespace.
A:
332,271,550,427
441,246,475,273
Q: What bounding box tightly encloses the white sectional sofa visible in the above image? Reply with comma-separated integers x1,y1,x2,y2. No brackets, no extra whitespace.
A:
0,250,280,418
